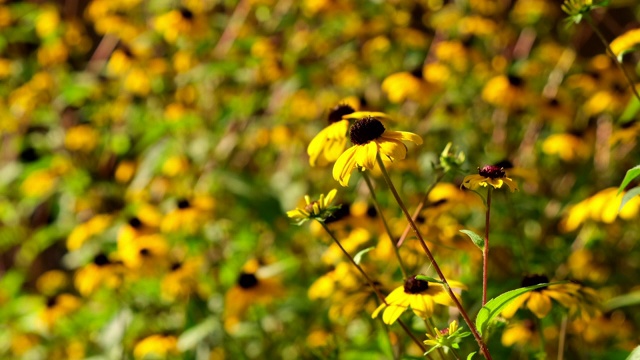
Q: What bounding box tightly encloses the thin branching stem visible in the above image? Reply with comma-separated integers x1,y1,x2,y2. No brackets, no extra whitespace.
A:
318,222,426,352
482,188,492,306
585,15,640,103
362,171,409,278
375,155,492,360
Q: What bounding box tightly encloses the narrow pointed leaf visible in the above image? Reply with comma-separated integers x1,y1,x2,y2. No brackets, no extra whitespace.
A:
619,187,640,212
618,165,640,194
460,229,484,250
354,246,375,265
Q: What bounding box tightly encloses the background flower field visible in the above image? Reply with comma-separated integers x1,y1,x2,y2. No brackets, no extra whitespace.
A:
1,0,640,359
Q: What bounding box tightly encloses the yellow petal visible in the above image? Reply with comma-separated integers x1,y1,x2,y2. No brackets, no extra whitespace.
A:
377,138,407,161
410,294,435,318
382,304,408,325
371,303,386,319
383,130,423,145
307,128,330,167
333,146,358,187
324,189,337,207
501,293,530,318
527,292,552,318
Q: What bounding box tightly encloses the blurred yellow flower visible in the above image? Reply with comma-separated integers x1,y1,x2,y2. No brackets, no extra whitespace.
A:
561,187,640,232
333,117,422,186
74,254,123,296
67,214,112,251
133,334,178,359
161,257,203,300
40,294,81,328
65,125,99,152
381,72,426,103
36,270,69,296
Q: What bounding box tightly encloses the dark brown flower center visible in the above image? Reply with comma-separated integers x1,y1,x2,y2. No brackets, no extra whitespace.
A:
177,199,191,209
404,276,429,294
507,75,524,87
238,272,259,289
171,262,182,271
94,253,110,266
47,296,58,308
521,274,549,291
179,7,194,20
328,104,356,124
478,165,506,179
350,117,385,145
128,217,142,228
139,248,151,257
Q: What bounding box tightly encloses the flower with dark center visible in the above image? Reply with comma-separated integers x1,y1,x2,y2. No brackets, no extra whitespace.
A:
307,104,389,167
177,199,191,209
462,164,518,192
501,274,597,319
333,117,422,186
372,275,466,325
171,262,183,271
237,272,259,289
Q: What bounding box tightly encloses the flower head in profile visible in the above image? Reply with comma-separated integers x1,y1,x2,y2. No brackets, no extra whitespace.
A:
287,189,340,225
501,274,600,319
423,320,471,356
371,275,465,325
333,117,422,187
462,165,518,192
307,104,388,167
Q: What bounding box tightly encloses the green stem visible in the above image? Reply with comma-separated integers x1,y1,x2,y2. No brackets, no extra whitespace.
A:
482,188,492,306
558,314,567,360
536,316,546,356
586,15,640,104
397,170,446,248
362,171,409,278
318,222,426,352
375,155,492,360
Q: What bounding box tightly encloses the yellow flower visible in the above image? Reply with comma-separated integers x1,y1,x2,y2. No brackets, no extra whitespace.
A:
36,270,69,296
287,189,338,224
64,125,99,152
611,28,640,59
40,294,81,328
160,197,213,234
542,133,591,161
482,75,527,109
501,274,599,319
118,234,169,270
307,104,388,167
223,269,284,332
381,72,426,103
333,117,422,187
372,275,465,325
462,165,518,192
161,257,203,301
133,334,178,359
561,187,640,232
74,253,123,296
67,214,113,251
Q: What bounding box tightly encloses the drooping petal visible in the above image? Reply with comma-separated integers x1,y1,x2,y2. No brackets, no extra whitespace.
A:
371,303,386,319
462,174,487,190
527,291,552,318
384,286,407,304
382,303,409,325
324,189,338,207
410,294,435,318
431,288,457,307
501,293,530,318
502,177,519,192
382,130,423,145
359,141,378,170
377,138,407,161
307,127,330,166
333,146,358,187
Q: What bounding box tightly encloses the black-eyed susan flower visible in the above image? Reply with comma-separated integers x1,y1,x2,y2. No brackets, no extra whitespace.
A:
287,189,339,225
160,197,214,234
118,234,169,271
223,260,284,332
481,75,528,109
133,334,178,359
74,253,123,296
333,117,422,187
501,274,598,319
307,104,388,167
40,294,81,328
462,165,518,192
371,275,465,325
501,319,556,348
161,257,203,301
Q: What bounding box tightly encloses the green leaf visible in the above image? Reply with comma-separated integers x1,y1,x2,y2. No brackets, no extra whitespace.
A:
475,282,566,335
605,291,640,311
626,346,640,360
619,96,640,123
460,229,484,250
467,351,477,360
618,165,640,195
415,275,443,284
354,246,375,265
619,187,640,212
